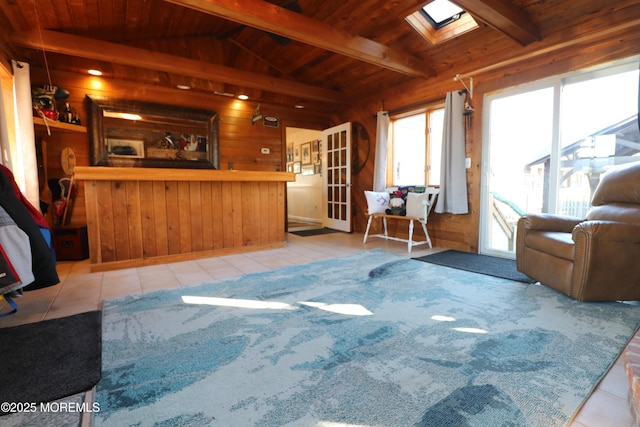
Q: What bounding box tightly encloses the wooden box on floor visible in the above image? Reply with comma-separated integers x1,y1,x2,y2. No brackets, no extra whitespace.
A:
53,225,89,261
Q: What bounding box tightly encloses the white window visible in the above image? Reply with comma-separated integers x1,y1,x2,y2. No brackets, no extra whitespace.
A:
391,108,444,186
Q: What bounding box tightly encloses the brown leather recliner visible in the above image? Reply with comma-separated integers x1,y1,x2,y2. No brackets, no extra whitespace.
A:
516,161,640,301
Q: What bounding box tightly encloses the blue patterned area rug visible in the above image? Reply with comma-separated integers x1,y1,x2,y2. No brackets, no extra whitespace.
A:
94,249,640,426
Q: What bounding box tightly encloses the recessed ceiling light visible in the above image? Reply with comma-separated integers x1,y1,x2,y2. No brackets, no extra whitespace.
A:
238,94,249,100
294,104,305,109
88,69,102,76
176,84,191,90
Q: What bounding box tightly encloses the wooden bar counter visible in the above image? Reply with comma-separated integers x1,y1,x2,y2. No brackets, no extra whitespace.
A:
74,166,296,271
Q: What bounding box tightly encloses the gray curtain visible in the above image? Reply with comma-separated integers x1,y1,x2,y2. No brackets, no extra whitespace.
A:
373,111,389,191
435,91,468,214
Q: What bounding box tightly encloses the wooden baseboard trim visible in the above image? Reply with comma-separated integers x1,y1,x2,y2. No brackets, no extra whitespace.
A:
88,242,287,272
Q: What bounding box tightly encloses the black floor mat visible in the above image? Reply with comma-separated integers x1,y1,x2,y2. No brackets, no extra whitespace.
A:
0,310,102,414
289,228,341,237
414,250,536,283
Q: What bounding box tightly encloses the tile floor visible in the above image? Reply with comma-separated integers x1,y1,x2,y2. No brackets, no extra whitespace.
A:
0,231,634,426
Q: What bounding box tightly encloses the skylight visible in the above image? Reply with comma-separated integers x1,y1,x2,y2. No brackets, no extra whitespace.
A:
406,0,478,46
422,0,465,29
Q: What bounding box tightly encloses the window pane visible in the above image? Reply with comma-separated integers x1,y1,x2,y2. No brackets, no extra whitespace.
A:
393,114,426,186
557,67,640,217
487,87,555,252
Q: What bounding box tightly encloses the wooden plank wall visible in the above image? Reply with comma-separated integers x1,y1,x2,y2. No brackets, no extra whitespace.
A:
84,178,285,269
30,67,331,228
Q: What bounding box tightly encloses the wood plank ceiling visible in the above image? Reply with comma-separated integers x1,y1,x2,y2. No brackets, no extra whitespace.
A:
0,0,639,113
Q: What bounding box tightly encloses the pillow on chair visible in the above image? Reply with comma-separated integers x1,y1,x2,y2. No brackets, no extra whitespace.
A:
405,192,430,218
364,191,390,214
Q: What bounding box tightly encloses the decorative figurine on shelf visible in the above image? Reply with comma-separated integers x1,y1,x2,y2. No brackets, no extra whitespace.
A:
70,109,81,125
59,102,72,123
57,102,81,125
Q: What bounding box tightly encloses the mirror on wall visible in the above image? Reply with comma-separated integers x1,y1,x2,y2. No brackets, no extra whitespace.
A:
86,96,220,169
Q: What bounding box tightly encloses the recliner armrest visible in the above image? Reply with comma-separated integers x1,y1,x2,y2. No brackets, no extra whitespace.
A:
571,220,640,300
573,220,640,243
519,213,583,233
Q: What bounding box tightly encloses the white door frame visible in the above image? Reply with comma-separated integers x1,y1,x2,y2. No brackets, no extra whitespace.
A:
479,80,561,259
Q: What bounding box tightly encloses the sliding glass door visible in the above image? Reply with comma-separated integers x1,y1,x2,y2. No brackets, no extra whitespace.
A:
480,58,640,258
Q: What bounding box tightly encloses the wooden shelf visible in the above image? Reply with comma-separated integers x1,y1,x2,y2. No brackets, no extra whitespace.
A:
33,117,87,133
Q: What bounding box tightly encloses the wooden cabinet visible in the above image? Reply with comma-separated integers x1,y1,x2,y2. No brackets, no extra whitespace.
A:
53,225,89,260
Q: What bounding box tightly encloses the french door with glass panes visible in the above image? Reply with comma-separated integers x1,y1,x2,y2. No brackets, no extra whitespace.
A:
322,122,351,232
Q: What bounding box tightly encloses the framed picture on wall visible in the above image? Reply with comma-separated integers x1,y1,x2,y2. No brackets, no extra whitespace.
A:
301,164,314,176
293,161,301,174
312,139,319,153
287,144,294,163
286,162,294,173
301,142,312,164
293,145,301,162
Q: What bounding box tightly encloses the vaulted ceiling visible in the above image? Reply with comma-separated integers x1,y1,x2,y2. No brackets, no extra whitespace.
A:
1,0,639,113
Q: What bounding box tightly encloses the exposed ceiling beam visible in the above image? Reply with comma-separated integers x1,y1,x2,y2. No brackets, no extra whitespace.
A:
164,0,436,79
13,30,351,104
452,0,540,45
455,16,640,79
